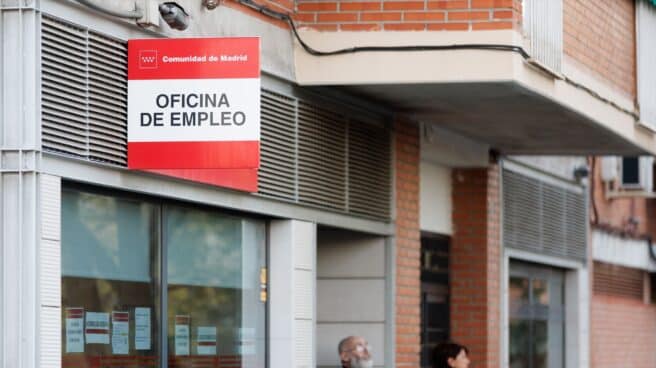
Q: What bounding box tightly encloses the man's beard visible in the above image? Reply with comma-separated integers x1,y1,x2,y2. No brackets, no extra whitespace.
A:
350,357,373,368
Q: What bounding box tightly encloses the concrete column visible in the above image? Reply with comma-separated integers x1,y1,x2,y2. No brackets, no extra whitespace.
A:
269,220,316,368
1,2,42,368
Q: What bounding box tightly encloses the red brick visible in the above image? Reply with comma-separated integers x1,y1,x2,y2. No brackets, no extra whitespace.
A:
451,166,501,368
493,10,513,18
592,293,656,367
339,1,381,11
339,23,381,30
297,2,337,11
360,11,402,21
448,10,490,21
471,21,512,29
294,13,316,22
563,0,636,102
471,0,513,8
394,119,420,367
427,0,469,9
404,11,446,21
383,1,425,10
316,12,358,22
427,22,469,30
224,1,290,28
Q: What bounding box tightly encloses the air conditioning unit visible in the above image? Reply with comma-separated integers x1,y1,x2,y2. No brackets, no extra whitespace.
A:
601,156,655,197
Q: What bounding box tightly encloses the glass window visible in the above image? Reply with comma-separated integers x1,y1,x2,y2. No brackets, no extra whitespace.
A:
62,189,160,367
420,234,450,368
61,189,267,368
508,263,564,368
165,206,266,367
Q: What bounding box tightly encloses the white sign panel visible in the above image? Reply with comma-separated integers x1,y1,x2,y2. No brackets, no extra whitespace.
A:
197,326,217,355
135,307,151,350
112,311,129,354
66,308,84,353
85,312,110,344
175,315,190,356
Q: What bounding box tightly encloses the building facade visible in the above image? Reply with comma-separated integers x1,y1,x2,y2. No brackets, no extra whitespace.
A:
1,1,655,368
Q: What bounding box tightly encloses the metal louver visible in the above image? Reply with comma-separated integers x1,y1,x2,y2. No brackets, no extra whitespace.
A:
39,16,391,220
258,94,391,219
347,120,391,217
87,33,128,164
297,102,347,210
593,261,643,300
503,169,586,261
41,16,127,166
41,17,88,157
259,90,297,199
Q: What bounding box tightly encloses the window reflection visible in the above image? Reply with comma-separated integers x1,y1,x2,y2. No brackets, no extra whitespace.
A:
166,206,266,368
532,279,549,306
61,190,160,368
61,190,267,368
508,265,564,368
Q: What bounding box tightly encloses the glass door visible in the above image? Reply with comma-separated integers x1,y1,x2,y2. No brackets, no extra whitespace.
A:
509,261,564,368
165,205,267,368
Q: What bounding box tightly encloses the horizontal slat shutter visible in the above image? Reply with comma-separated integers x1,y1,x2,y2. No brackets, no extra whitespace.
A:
259,90,297,200
41,17,88,157
297,101,347,210
503,169,587,261
593,261,643,300
347,120,391,218
40,16,392,220
87,32,127,165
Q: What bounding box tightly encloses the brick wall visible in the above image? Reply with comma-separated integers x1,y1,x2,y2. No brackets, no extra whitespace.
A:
563,0,636,98
592,293,656,368
450,165,501,368
223,0,293,28
296,0,522,31
394,120,421,368
590,157,656,238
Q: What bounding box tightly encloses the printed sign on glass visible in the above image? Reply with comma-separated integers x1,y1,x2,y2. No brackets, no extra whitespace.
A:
66,307,84,353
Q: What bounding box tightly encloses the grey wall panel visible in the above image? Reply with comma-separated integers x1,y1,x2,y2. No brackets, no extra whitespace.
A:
317,233,385,278
317,279,385,322
316,229,387,367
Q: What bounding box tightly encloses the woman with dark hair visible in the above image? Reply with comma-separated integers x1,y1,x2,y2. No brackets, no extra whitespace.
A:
432,342,470,368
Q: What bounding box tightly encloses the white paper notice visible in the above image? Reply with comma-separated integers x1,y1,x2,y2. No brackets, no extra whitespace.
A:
85,312,110,344
65,308,84,353
135,307,151,350
112,311,129,354
197,326,217,355
175,315,190,356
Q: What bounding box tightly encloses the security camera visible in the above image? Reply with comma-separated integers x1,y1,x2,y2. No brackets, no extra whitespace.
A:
159,2,189,30
573,165,590,180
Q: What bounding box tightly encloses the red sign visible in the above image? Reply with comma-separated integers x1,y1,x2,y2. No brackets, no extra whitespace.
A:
127,38,260,192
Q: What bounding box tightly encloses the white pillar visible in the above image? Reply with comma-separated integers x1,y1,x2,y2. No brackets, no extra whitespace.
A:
269,220,316,368
1,2,42,368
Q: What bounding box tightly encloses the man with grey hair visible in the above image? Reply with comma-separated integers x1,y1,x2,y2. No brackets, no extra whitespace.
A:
338,335,373,368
